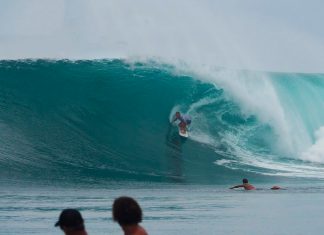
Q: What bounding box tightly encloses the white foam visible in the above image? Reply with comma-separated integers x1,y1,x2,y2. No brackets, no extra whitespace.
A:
215,142,324,178
301,126,324,163
189,131,217,146
214,159,237,166
188,68,299,155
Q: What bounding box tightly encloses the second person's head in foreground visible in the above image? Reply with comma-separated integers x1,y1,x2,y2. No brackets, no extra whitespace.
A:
113,196,142,226
112,196,148,235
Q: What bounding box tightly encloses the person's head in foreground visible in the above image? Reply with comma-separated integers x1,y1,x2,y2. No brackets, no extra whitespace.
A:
242,178,249,184
55,208,88,235
113,196,148,235
175,111,181,118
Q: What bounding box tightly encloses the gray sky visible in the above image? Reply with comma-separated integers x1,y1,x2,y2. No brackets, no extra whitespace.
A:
0,0,324,72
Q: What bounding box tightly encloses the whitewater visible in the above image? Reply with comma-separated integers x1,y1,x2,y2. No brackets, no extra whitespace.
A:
1,1,324,235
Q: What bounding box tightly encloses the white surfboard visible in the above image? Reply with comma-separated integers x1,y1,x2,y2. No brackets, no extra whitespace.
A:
179,128,189,138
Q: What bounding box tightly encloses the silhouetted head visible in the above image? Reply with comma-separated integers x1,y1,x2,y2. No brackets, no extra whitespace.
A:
242,178,248,184
113,196,143,226
175,112,181,118
55,208,85,231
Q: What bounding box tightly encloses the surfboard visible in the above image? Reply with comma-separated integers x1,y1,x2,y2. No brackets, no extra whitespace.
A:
179,128,189,138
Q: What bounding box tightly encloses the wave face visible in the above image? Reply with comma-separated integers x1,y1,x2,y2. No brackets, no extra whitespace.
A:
1,60,324,184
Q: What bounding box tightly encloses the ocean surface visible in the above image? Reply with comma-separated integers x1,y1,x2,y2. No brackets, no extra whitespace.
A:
1,59,324,234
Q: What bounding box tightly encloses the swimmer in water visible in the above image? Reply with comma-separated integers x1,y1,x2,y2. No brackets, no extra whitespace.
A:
230,178,256,190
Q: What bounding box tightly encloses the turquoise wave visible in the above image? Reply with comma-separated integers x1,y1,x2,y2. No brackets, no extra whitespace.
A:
0,59,324,184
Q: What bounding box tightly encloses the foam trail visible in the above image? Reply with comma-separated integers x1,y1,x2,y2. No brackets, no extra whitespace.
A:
185,97,221,145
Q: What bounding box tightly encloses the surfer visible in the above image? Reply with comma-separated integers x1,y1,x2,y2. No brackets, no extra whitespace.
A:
230,178,256,190
172,112,191,133
270,185,282,190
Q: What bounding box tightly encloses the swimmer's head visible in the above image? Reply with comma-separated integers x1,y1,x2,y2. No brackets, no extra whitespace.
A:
242,178,248,184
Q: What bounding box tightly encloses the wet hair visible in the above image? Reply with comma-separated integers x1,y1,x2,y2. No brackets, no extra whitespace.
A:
112,196,143,226
242,178,248,184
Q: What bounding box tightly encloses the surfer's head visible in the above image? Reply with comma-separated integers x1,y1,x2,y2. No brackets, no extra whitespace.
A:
112,196,143,226
242,178,248,184
175,112,181,118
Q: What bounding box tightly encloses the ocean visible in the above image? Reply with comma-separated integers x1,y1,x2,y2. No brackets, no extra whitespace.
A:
1,59,324,234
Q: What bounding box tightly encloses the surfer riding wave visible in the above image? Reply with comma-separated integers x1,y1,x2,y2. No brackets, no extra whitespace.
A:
172,112,191,134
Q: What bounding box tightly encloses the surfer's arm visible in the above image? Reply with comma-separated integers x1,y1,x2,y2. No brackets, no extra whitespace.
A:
230,184,244,189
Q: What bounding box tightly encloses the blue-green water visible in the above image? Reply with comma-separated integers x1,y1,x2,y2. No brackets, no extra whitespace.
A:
2,183,324,235
1,59,324,234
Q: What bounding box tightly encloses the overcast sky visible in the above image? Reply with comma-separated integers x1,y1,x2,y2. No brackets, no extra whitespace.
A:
0,0,324,72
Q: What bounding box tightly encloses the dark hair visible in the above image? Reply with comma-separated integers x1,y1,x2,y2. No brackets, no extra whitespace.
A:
242,178,248,184
112,196,143,226
55,209,85,231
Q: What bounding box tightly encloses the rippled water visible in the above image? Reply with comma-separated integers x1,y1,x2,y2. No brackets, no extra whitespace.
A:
1,182,324,235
